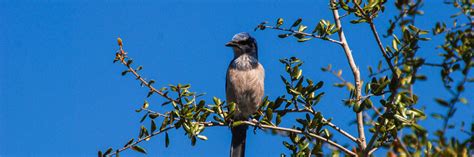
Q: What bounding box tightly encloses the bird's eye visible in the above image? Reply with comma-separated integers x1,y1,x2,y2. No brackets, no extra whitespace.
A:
239,40,250,45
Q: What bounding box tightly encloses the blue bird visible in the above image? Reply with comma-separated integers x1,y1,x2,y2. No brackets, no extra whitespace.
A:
225,32,265,157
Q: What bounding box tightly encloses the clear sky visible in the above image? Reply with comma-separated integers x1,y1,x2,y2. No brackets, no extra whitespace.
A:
0,0,472,157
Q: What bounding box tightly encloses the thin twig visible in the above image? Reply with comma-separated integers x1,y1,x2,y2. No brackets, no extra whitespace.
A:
263,25,344,45
243,119,357,156
117,48,177,104
368,62,443,77
368,21,398,79
371,104,383,117
367,147,378,155
114,109,358,156
274,108,358,143
365,128,379,152
442,73,470,133
330,0,367,150
108,126,175,156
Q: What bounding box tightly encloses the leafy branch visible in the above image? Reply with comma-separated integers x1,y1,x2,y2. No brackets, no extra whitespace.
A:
255,18,343,45
100,39,360,156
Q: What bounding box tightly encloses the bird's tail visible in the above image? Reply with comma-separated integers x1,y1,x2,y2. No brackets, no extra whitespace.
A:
230,125,248,157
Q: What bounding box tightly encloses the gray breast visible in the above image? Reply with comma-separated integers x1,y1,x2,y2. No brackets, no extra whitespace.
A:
226,55,265,119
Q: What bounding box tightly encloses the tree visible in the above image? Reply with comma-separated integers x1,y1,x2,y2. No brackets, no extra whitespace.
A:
99,0,472,156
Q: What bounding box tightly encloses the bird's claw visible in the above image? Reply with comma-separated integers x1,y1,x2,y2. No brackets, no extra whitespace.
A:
252,120,263,134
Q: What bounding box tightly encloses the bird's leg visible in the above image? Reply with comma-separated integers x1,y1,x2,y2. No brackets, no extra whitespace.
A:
251,119,263,134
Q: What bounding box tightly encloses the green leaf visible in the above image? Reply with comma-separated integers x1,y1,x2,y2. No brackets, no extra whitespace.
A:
191,136,197,146
231,121,246,127
124,138,134,147
353,103,362,112
148,80,155,85
142,101,149,109
313,92,324,105
121,70,129,76
165,132,170,147
392,39,398,51
392,34,400,44
291,18,302,27
276,18,284,27
266,108,273,121
197,135,208,140
297,25,308,32
297,38,312,42
394,114,408,123
350,18,367,24
104,148,113,156
323,128,330,137
294,69,303,79
408,25,420,32
117,37,123,46
278,34,292,38
459,97,468,104
412,123,426,132
333,83,345,88
276,114,282,125
151,119,157,133
126,59,133,66
149,113,159,119
131,145,147,154
362,98,373,109
140,113,148,123
289,88,302,95
431,113,444,120
213,97,221,105
435,98,450,107
147,91,154,98
315,81,324,89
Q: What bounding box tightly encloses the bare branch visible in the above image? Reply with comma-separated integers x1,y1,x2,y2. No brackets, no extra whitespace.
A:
330,0,367,150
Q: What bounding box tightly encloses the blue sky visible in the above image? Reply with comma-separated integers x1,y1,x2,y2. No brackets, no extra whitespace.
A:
0,1,472,156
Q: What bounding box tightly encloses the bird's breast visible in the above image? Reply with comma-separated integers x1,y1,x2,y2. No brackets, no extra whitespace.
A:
226,59,265,119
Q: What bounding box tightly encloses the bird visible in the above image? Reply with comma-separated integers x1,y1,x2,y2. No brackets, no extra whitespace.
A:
225,32,265,157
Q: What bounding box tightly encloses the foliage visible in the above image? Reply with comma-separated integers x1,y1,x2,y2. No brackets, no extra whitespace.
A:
100,0,472,156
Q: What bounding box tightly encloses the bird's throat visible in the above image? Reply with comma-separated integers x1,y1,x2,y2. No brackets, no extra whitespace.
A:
231,54,259,71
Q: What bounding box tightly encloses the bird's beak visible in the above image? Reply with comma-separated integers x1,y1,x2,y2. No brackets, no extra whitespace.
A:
225,41,237,47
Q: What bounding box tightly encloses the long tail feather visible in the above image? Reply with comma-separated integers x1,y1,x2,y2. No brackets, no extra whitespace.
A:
230,125,248,157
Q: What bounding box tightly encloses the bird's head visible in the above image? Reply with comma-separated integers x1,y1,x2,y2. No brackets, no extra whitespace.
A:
225,32,258,58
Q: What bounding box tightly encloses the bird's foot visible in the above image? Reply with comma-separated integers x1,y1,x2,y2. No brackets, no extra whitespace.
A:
252,120,263,134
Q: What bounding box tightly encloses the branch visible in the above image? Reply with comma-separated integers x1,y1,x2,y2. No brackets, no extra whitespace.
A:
115,108,358,156
262,25,344,45
352,2,399,79
442,73,470,133
113,40,357,156
330,0,367,150
274,108,358,143
116,48,177,104
368,21,398,79
108,126,175,157
365,127,378,152
242,119,357,156
368,61,443,77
